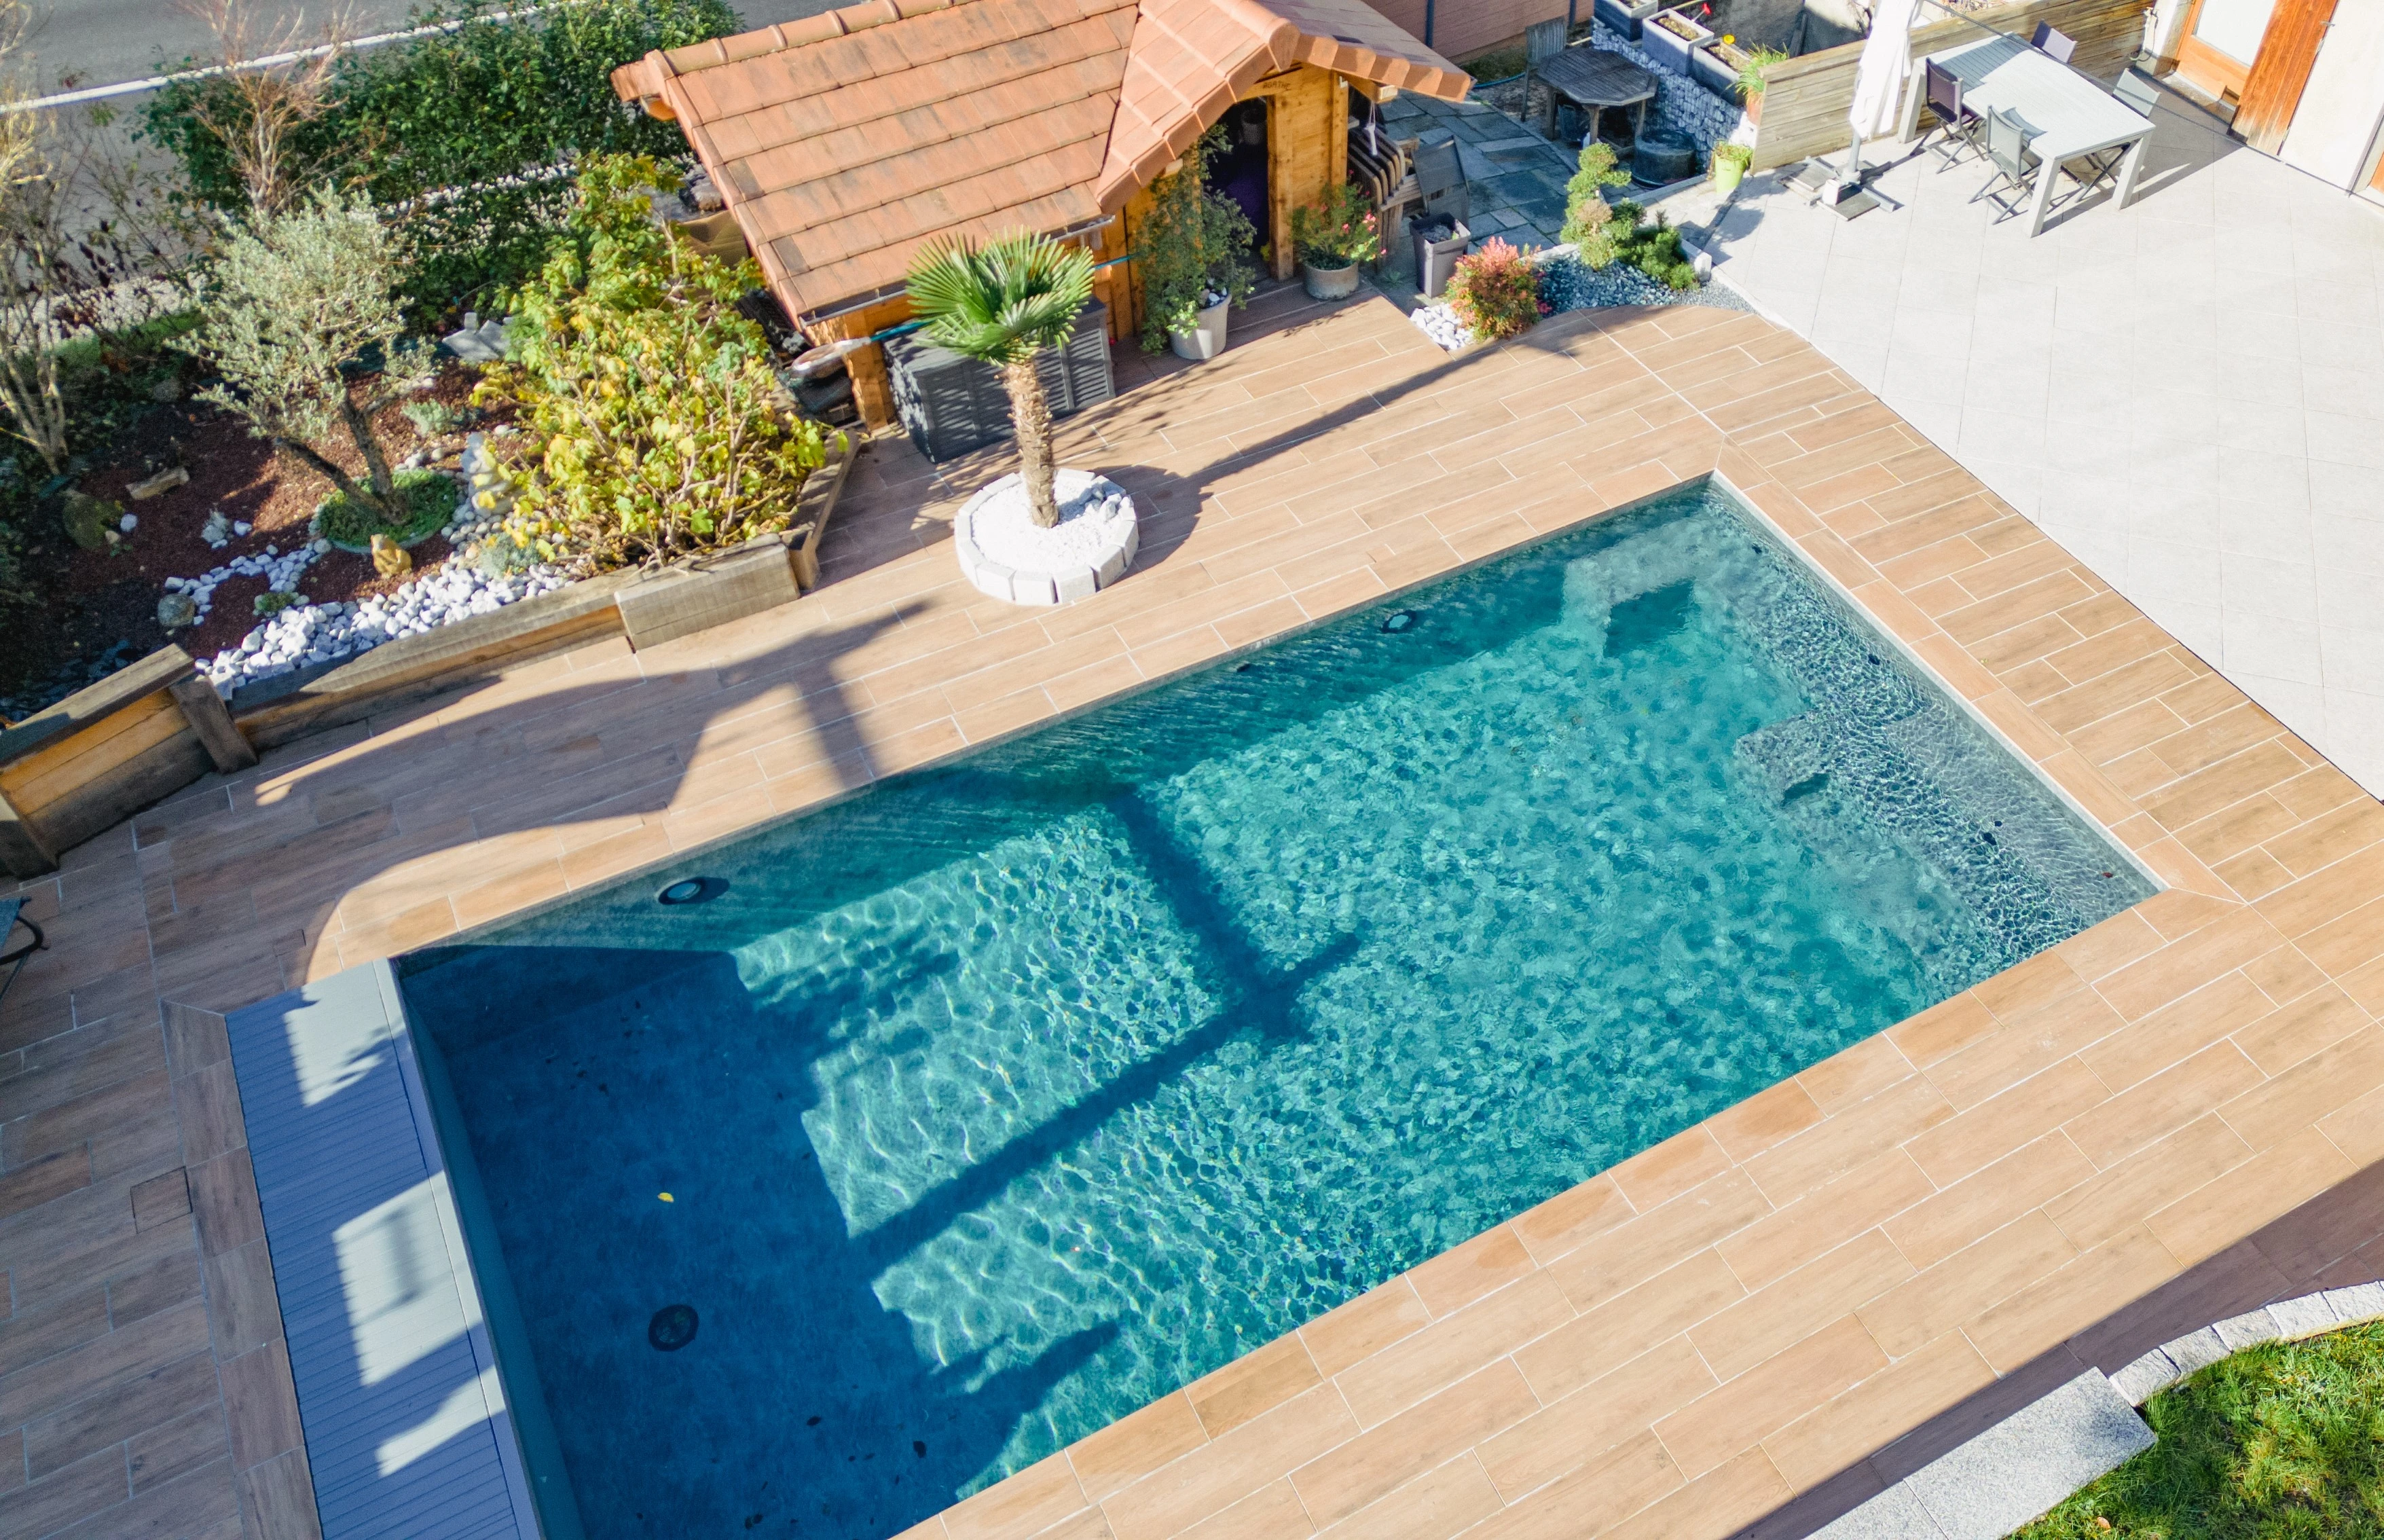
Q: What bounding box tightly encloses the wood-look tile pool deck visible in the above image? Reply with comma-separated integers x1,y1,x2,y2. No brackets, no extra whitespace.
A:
7,281,2384,1540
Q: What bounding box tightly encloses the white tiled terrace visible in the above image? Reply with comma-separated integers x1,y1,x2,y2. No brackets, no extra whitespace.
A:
1698,84,2384,792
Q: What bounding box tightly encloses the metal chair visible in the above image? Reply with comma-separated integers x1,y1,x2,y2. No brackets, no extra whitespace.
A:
2071,71,2161,195
2030,22,2077,63
2112,69,2162,117
1970,108,2036,222
1922,60,1979,168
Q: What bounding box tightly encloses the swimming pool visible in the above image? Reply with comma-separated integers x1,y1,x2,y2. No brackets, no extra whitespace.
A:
398,482,2154,1539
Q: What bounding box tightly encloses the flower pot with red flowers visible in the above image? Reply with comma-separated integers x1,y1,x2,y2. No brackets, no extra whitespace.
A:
1292,185,1385,301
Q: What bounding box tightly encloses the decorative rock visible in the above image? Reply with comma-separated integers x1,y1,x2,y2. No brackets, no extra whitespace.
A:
118,513,137,533
60,492,122,551
2212,1307,2283,1352
127,465,189,500
203,557,569,697
953,469,1139,607
156,592,198,629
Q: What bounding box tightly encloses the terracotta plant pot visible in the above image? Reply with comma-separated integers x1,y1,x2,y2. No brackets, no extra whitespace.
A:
1303,260,1360,301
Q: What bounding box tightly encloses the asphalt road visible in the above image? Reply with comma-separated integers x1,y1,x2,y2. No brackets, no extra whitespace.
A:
26,0,840,97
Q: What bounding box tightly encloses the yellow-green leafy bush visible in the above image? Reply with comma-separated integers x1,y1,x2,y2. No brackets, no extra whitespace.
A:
474,155,838,570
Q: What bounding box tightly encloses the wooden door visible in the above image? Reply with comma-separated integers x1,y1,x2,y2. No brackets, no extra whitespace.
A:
2176,0,2277,104
2234,0,2340,152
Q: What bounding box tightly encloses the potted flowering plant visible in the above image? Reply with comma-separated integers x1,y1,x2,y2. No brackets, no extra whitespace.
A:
1291,183,1385,301
1135,127,1258,359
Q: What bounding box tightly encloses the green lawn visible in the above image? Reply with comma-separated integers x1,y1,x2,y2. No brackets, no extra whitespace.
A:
2019,1321,2384,1538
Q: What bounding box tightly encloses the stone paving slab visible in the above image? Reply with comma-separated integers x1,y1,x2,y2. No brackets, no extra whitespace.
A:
1695,81,2384,798
7,280,2384,1540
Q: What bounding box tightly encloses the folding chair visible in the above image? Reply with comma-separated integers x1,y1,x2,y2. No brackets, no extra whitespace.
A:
2030,22,2076,64
0,898,40,1010
1969,108,2037,222
2072,71,2161,196
1922,60,1979,168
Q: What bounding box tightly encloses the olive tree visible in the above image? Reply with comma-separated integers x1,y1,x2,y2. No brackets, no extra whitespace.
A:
194,189,430,520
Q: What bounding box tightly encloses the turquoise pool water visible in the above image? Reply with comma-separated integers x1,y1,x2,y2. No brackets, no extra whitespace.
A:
399,484,2152,1539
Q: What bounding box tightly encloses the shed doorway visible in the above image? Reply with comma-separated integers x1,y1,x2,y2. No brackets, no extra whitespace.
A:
1214,98,1272,270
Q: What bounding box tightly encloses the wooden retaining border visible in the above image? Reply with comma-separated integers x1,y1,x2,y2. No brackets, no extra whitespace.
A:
0,646,257,877
0,431,857,877
1747,0,2152,172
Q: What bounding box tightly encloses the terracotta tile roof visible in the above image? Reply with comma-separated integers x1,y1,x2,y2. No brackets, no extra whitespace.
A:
612,0,1467,320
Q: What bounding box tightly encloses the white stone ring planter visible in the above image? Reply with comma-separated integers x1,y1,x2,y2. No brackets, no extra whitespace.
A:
955,469,1139,606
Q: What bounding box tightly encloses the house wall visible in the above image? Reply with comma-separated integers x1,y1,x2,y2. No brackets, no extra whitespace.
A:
1365,0,1565,68
2276,3,2384,190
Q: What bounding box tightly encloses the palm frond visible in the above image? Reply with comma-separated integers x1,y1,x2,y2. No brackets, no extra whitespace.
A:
905,230,1097,366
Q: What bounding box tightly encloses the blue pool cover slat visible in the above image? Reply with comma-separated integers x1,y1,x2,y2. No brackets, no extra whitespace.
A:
226,961,545,1540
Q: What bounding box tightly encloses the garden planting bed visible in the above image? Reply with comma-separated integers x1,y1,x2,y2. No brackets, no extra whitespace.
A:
0,365,532,720
1410,246,1751,352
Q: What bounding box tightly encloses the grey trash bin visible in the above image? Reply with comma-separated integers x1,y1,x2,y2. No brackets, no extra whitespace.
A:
1411,216,1470,300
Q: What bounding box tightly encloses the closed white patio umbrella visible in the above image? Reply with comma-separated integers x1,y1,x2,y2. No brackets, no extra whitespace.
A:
1840,0,1923,192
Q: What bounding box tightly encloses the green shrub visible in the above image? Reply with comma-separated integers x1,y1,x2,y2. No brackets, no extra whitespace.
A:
1734,45,1789,98
141,0,739,321
1560,142,1632,268
191,189,436,524
474,155,835,571
402,397,459,437
1133,126,1257,351
1446,236,1541,342
1712,142,1753,175
312,469,454,549
1290,182,1385,268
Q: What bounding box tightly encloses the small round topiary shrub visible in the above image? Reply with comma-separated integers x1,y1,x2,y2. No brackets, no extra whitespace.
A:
311,468,456,552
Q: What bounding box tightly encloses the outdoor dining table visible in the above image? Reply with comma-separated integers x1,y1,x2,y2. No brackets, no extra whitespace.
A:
1532,45,1657,150
1895,32,2154,237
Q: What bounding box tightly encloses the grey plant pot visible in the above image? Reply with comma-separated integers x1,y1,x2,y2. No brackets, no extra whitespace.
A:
1304,261,1361,301
1169,297,1231,360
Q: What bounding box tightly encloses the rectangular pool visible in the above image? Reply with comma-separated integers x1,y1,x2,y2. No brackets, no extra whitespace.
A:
398,482,2153,1539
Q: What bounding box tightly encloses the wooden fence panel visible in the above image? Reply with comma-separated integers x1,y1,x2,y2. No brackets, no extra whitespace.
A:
1750,0,2152,170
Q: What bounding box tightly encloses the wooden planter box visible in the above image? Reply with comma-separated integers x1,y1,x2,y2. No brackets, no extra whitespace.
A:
1591,0,1668,40
1,647,255,877
235,430,859,750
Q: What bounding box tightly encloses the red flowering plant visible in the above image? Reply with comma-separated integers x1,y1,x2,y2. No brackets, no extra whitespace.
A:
1290,183,1386,269
1444,236,1541,343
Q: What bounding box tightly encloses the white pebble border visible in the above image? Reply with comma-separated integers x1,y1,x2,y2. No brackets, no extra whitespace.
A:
200,562,570,697
193,428,568,698
955,469,1138,606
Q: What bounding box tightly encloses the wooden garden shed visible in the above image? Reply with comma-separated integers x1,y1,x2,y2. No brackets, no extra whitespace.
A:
610,0,1470,426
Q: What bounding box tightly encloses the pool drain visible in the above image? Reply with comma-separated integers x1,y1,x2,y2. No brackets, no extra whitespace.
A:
648,1304,699,1350
1382,610,1414,633
657,877,723,906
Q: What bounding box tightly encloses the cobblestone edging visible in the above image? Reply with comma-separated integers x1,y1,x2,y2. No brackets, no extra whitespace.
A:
1813,1284,2384,1539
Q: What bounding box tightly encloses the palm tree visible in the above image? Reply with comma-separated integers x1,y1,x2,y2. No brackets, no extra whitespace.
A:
904,230,1097,528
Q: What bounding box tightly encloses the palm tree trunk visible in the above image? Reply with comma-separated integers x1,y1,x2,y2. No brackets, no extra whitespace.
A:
1000,357,1059,528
